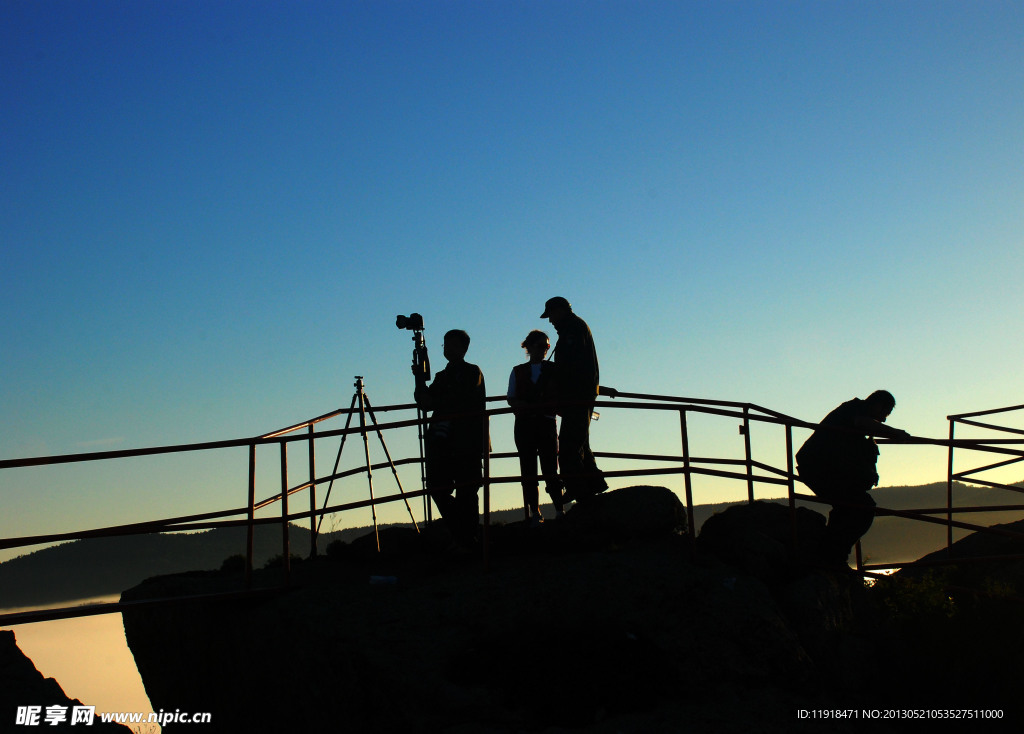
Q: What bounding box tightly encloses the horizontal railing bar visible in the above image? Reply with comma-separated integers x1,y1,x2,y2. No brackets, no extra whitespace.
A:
0,587,287,627
948,403,1024,421
613,391,753,410
949,455,1024,479
954,439,1024,445
948,476,1024,494
253,447,774,512
113,490,435,535
0,416,431,470
595,464,791,487
612,392,813,426
260,411,347,439
0,506,252,551
876,505,1024,538
263,390,802,438
253,457,425,510
0,437,256,470
743,403,806,424
863,553,1024,572
750,459,793,479
11,398,1024,473
317,489,428,517
261,401,427,439
253,481,315,512
792,491,1024,539
891,504,1024,515
951,417,1024,437
925,440,1024,458
595,451,748,467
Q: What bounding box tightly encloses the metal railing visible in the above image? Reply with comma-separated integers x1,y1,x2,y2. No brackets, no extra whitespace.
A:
936,404,1024,553
3,391,1024,625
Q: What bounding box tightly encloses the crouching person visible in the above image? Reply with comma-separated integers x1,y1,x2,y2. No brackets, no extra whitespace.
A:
796,390,910,568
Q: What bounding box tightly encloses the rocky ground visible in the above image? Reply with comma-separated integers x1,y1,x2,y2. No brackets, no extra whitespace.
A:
117,486,1023,733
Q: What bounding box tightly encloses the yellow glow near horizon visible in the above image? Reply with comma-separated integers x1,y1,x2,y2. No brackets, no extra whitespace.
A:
4,600,157,733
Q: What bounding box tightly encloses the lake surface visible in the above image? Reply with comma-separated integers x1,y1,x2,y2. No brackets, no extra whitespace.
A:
2,597,159,733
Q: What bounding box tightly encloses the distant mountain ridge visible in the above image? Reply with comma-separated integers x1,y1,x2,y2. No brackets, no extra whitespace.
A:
2,480,1021,608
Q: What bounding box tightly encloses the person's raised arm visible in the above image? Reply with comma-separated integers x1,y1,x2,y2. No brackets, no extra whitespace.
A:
854,415,911,440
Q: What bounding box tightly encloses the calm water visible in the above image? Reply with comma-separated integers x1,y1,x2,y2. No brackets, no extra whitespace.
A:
2,597,159,733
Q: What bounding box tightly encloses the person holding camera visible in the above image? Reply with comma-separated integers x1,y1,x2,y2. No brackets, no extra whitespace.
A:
541,297,614,504
507,329,564,525
414,329,487,545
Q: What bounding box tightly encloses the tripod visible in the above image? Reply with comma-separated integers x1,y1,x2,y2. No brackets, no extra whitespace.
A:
316,376,420,552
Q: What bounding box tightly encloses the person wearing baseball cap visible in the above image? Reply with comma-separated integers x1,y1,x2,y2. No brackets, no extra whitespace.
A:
541,297,612,503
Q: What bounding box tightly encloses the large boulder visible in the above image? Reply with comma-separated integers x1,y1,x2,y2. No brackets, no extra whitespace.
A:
559,484,689,545
696,500,882,695
697,500,827,584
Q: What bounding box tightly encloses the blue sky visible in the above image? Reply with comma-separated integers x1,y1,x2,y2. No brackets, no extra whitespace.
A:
2,1,1023,550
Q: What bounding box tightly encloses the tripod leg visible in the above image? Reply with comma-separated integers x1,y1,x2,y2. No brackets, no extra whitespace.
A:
356,384,380,553
363,394,420,533
316,392,359,536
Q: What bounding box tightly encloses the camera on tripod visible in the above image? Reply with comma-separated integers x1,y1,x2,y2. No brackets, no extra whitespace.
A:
396,313,424,331
396,313,430,381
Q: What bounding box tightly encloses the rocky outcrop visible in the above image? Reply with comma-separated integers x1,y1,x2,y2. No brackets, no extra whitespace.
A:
872,517,1024,716
0,630,131,732
121,488,893,733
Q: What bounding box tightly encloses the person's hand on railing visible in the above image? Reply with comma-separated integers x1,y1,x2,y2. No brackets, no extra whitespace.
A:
598,385,619,398
877,428,912,442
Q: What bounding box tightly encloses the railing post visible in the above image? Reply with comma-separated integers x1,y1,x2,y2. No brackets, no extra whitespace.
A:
679,409,696,550
280,441,290,582
419,406,431,524
246,442,256,589
742,406,754,503
308,423,317,559
946,418,956,550
786,424,797,550
482,410,490,569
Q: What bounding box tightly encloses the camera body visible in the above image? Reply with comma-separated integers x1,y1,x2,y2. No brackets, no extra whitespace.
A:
396,313,424,331
397,313,430,382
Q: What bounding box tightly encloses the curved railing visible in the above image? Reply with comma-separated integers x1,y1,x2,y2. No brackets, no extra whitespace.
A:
2,389,1024,625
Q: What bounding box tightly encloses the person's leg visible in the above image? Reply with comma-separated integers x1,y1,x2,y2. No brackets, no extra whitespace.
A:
579,429,607,496
824,490,876,564
799,465,870,567
425,434,457,523
451,449,482,543
537,417,564,512
562,405,605,500
515,419,540,517
557,406,589,499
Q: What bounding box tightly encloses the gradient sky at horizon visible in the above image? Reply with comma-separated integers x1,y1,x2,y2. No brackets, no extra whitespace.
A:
3,1,1023,551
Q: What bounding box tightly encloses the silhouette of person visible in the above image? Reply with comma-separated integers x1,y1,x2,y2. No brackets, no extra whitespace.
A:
796,390,911,567
541,297,614,504
507,329,564,525
414,329,487,544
